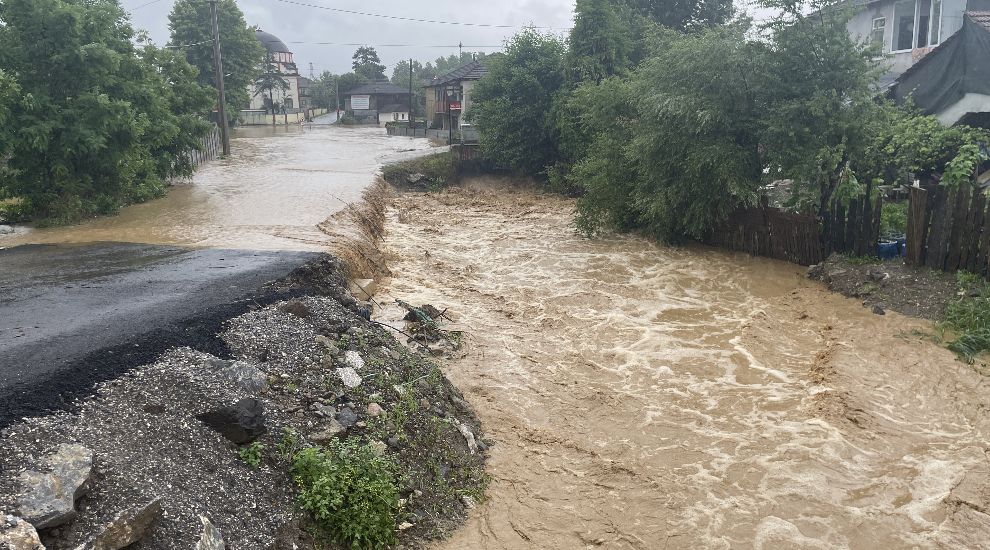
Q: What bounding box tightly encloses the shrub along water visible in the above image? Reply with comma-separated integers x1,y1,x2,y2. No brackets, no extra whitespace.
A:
0,0,214,225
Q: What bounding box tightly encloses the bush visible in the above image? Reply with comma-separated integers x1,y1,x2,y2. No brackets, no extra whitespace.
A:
290,440,400,549
880,201,908,237
381,153,455,190
941,272,990,362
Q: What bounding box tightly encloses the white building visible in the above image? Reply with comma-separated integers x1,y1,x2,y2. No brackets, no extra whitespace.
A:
248,29,302,112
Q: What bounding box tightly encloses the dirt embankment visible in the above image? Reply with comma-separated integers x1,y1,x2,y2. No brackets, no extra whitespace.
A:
376,178,990,549
0,182,487,549
808,254,961,320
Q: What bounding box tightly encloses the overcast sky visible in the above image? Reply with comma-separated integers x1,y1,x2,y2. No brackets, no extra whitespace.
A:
119,0,772,77
119,0,579,76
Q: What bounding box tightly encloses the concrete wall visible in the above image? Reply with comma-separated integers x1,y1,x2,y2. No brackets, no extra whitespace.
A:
238,108,327,126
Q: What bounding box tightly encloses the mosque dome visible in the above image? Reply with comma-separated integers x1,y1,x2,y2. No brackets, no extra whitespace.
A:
255,29,290,54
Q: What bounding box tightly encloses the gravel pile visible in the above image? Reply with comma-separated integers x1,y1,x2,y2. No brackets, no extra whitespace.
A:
0,258,487,549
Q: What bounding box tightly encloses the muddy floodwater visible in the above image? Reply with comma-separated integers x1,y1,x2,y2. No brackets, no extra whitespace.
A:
0,123,433,251
378,180,990,549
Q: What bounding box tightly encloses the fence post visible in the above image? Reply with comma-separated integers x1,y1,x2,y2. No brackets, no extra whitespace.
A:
906,187,928,265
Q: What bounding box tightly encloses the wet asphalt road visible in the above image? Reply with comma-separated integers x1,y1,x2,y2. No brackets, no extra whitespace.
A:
0,242,320,423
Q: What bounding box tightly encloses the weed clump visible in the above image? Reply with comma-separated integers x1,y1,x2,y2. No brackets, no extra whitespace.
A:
291,439,401,549
381,153,455,191
941,271,990,362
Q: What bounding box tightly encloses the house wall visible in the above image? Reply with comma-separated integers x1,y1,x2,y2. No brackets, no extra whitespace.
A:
846,0,972,77
378,110,409,127
248,70,301,111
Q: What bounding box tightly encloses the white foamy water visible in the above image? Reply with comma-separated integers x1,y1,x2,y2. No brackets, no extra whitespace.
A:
377,180,990,549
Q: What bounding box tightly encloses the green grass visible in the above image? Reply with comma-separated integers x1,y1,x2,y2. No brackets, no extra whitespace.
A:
940,271,990,363
238,442,265,469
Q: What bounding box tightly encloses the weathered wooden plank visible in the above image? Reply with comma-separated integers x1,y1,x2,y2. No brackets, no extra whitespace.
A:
962,187,983,271
906,187,929,265
946,187,970,271
868,195,882,257
846,199,860,255
926,187,949,269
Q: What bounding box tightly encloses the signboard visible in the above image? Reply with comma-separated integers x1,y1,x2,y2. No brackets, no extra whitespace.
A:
449,101,462,111
351,95,370,110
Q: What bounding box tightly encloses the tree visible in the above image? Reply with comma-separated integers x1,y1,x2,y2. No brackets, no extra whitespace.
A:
390,59,425,117
168,0,263,121
352,46,386,81
310,71,339,110
470,29,566,175
619,0,733,30
253,51,289,112
574,24,766,240
565,0,632,84
0,0,212,223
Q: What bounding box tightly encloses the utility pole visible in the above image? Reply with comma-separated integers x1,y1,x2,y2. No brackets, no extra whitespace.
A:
459,41,463,58
335,76,340,121
408,58,413,120
209,0,230,156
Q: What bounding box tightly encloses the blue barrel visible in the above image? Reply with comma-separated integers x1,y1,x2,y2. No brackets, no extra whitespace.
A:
878,241,900,259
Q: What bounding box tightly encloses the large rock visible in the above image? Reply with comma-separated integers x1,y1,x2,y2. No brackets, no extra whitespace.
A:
1,514,45,550
78,498,162,550
212,360,269,394
335,367,362,389
196,398,267,444
195,515,225,550
17,444,93,529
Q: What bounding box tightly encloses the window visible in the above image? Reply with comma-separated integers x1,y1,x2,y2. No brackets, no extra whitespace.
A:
872,17,886,46
891,0,943,51
893,0,915,50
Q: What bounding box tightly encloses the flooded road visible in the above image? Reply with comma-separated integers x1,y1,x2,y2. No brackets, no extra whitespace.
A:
0,124,433,251
378,180,990,549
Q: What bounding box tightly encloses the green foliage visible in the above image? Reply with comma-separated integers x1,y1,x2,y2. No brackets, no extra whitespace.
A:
565,0,632,85
0,0,212,224
880,201,908,236
168,0,262,122
253,51,290,110
381,153,455,189
575,24,765,240
239,442,265,468
310,71,339,110
352,46,386,81
470,28,566,176
942,277,990,362
291,441,400,549
942,144,989,188
618,0,734,29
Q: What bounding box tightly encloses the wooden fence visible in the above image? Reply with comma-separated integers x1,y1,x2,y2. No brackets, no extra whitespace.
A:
190,124,222,169
905,185,990,274
707,202,825,265
707,192,881,266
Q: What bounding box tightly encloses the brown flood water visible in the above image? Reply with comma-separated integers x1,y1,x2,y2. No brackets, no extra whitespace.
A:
378,180,990,549
0,123,433,251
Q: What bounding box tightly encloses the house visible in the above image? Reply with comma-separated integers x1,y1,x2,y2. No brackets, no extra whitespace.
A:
343,83,411,125
889,12,990,126
247,29,303,112
424,59,489,132
845,0,990,83
298,76,312,110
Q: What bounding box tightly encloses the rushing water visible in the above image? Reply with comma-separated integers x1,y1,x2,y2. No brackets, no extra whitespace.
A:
0,123,433,251
378,179,990,549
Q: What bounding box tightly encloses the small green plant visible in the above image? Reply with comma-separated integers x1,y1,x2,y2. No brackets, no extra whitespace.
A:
278,428,300,459
940,273,990,362
880,201,908,237
291,440,400,549
239,442,265,469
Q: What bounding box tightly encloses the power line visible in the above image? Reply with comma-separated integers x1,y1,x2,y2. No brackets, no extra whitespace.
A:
270,0,569,29
286,41,502,48
130,0,167,10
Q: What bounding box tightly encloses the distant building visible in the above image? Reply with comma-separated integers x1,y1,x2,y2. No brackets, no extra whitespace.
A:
424,59,488,131
248,29,302,112
844,0,990,83
889,12,990,126
343,82,411,126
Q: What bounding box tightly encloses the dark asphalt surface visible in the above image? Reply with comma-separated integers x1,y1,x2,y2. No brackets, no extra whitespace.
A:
0,242,321,426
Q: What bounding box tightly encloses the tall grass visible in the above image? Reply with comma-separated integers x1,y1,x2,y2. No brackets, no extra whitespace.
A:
941,271,990,362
